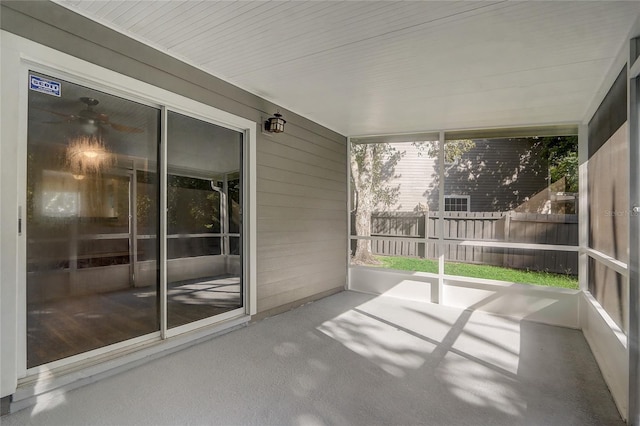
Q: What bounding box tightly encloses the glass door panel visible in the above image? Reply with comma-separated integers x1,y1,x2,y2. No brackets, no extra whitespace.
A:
166,111,243,328
26,71,160,367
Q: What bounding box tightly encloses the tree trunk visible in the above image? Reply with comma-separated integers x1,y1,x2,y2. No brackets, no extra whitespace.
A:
350,145,379,265
352,206,379,265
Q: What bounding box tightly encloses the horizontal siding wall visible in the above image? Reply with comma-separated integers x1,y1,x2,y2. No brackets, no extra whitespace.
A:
375,139,548,213
0,1,347,315
444,140,547,212
257,129,347,312
382,142,438,212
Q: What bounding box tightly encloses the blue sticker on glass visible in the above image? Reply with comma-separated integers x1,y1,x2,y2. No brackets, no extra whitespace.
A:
29,75,61,97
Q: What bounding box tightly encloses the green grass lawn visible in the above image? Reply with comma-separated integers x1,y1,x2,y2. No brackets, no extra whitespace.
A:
376,256,579,290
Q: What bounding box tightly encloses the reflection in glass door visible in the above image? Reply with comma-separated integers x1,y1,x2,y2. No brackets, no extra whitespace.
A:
26,72,160,367
25,72,245,368
166,111,243,328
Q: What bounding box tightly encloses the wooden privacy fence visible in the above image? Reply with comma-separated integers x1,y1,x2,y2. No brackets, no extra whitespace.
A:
365,211,578,275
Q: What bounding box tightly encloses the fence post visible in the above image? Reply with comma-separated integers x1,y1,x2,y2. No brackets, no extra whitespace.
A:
503,211,511,269
504,211,511,241
418,213,426,257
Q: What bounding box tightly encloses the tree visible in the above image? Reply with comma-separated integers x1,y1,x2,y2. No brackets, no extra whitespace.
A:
351,140,475,265
414,139,476,164
535,135,578,192
350,143,403,264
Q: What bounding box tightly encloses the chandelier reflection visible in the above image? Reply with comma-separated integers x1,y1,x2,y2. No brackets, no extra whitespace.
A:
66,134,114,179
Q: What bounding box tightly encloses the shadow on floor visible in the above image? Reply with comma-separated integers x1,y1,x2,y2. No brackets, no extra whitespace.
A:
6,290,623,426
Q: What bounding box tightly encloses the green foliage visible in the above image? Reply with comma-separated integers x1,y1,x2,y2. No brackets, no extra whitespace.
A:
444,262,578,289
376,256,578,289
444,140,476,164
167,175,220,233
414,140,476,164
136,193,152,228
551,151,578,192
377,256,439,273
535,135,579,192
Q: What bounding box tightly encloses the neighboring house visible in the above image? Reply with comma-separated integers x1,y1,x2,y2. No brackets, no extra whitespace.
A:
376,138,573,213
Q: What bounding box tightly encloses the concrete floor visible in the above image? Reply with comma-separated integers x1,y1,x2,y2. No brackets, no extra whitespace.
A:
2,291,623,425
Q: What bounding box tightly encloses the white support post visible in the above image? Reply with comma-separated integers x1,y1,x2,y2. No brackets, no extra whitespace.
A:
346,137,352,290
628,73,640,426
578,124,589,293
438,131,446,304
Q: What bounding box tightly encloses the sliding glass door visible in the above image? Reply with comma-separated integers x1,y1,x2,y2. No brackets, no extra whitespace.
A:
166,111,243,328
26,72,161,368
26,72,245,368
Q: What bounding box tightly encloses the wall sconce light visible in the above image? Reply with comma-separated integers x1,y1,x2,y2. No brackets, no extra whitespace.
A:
264,112,286,133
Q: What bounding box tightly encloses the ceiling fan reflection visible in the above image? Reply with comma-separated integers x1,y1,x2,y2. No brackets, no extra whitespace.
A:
36,97,144,134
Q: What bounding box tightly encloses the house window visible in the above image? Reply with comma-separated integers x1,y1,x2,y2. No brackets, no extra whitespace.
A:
444,195,470,212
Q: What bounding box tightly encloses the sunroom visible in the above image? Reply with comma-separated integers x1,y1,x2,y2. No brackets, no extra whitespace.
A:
1,1,640,424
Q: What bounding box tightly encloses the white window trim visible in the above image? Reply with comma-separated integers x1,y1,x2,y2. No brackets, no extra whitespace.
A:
443,195,471,212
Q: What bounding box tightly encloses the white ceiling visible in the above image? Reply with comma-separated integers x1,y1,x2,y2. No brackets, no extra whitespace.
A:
54,1,640,136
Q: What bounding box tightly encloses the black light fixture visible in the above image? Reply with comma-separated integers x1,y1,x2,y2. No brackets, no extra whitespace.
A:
265,111,286,133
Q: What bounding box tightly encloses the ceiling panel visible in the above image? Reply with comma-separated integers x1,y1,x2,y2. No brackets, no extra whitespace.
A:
54,0,640,136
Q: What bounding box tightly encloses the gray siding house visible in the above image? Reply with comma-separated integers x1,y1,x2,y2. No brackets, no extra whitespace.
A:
377,139,548,213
